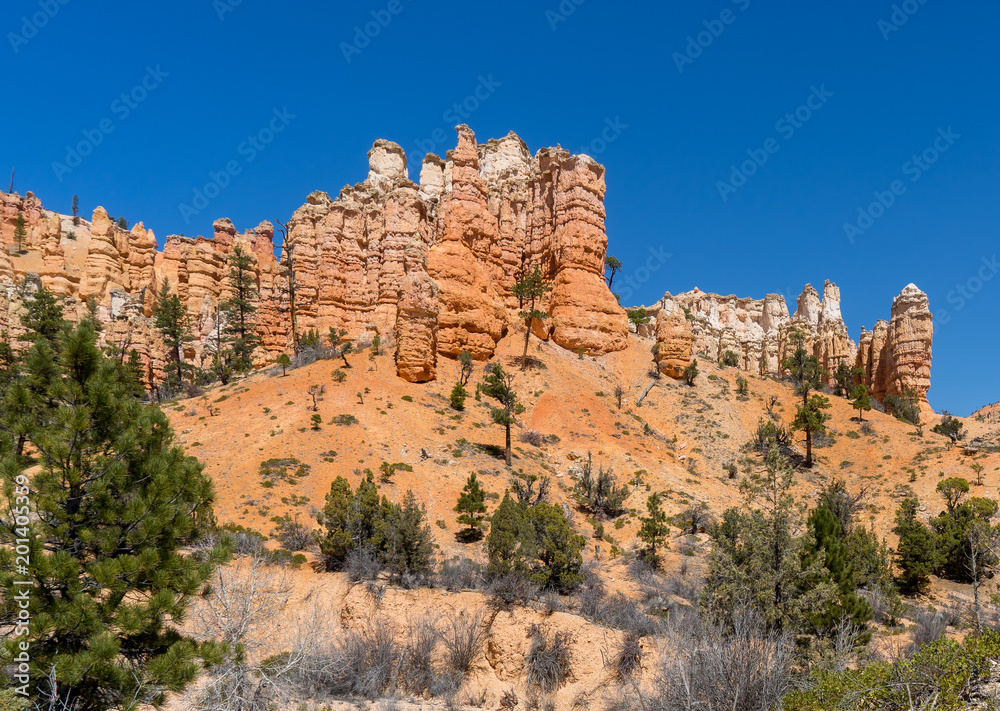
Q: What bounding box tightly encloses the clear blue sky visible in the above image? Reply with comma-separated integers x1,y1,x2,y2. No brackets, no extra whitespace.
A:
3,0,998,415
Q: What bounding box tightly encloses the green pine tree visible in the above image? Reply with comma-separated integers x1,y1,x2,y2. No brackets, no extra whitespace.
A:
782,332,830,468
455,472,489,540
71,194,80,225
833,362,860,397
638,492,670,563
851,383,873,421
317,476,354,569
380,490,435,579
803,504,872,640
458,350,474,386
276,352,291,376
604,255,623,289
19,283,67,349
220,245,259,372
479,363,525,466
0,322,219,710
512,265,552,369
153,278,192,389
526,503,585,591
892,497,939,593
13,213,27,253
486,493,535,578
449,381,467,410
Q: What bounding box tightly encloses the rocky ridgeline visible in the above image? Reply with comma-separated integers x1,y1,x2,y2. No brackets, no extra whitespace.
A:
0,125,629,383
649,280,934,410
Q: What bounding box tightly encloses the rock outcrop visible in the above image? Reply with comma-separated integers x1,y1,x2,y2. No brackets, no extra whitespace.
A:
855,284,933,409
645,281,931,408
0,125,627,385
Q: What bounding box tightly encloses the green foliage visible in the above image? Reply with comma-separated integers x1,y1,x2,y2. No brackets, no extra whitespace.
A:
627,307,651,327
450,381,467,410
0,323,218,709
485,494,583,591
850,383,873,421
220,244,260,372
783,631,1000,711
683,358,698,386
513,265,552,368
604,255,623,289
19,283,67,350
735,375,749,397
13,213,26,253
486,493,535,578
71,194,79,224
310,413,322,430
931,496,998,582
832,363,860,398
458,350,474,386
154,278,193,389
479,363,525,466
454,472,490,540
638,493,670,563
316,472,433,579
802,505,872,640
892,498,939,593
937,477,970,513
791,394,831,468
574,453,629,519
276,352,291,375
932,412,965,443
704,447,835,632
720,350,739,368
526,503,585,591
884,388,921,425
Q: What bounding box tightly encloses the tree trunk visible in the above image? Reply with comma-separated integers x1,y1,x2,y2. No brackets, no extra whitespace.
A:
521,321,531,369
505,423,512,466
805,431,813,468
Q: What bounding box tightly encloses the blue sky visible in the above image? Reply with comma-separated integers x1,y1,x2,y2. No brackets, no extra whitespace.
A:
2,0,998,415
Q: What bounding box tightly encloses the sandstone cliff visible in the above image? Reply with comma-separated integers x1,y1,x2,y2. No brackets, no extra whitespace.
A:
0,125,628,384
648,281,932,409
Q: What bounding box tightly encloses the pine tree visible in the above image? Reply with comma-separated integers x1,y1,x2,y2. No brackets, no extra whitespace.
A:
123,348,146,399
0,322,219,710
71,194,80,225
683,358,699,386
638,493,670,563
782,332,830,468
317,476,355,569
893,498,939,593
512,265,552,369
450,381,467,410
220,244,259,372
276,352,291,376
479,363,525,466
851,383,873,421
153,278,192,389
486,493,535,578
18,284,66,349
604,255,623,289
458,350,474,386
803,505,872,640
526,503,585,591
13,213,27,253
454,472,489,540
381,491,435,579
833,362,860,397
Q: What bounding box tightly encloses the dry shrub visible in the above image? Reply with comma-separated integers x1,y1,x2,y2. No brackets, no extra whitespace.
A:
526,626,573,693
612,633,643,681
345,546,383,582
401,614,439,695
437,556,486,591
441,608,491,676
520,429,544,447
644,606,791,711
487,573,536,611
910,609,947,651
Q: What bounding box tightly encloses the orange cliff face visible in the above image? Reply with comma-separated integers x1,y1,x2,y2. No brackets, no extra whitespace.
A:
0,125,629,385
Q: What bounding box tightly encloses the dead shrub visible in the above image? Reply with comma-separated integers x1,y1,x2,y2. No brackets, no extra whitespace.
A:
526,626,573,693
519,429,544,447
487,574,536,611
440,608,491,676
437,556,486,591
345,546,383,582
612,632,643,681
401,614,439,695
